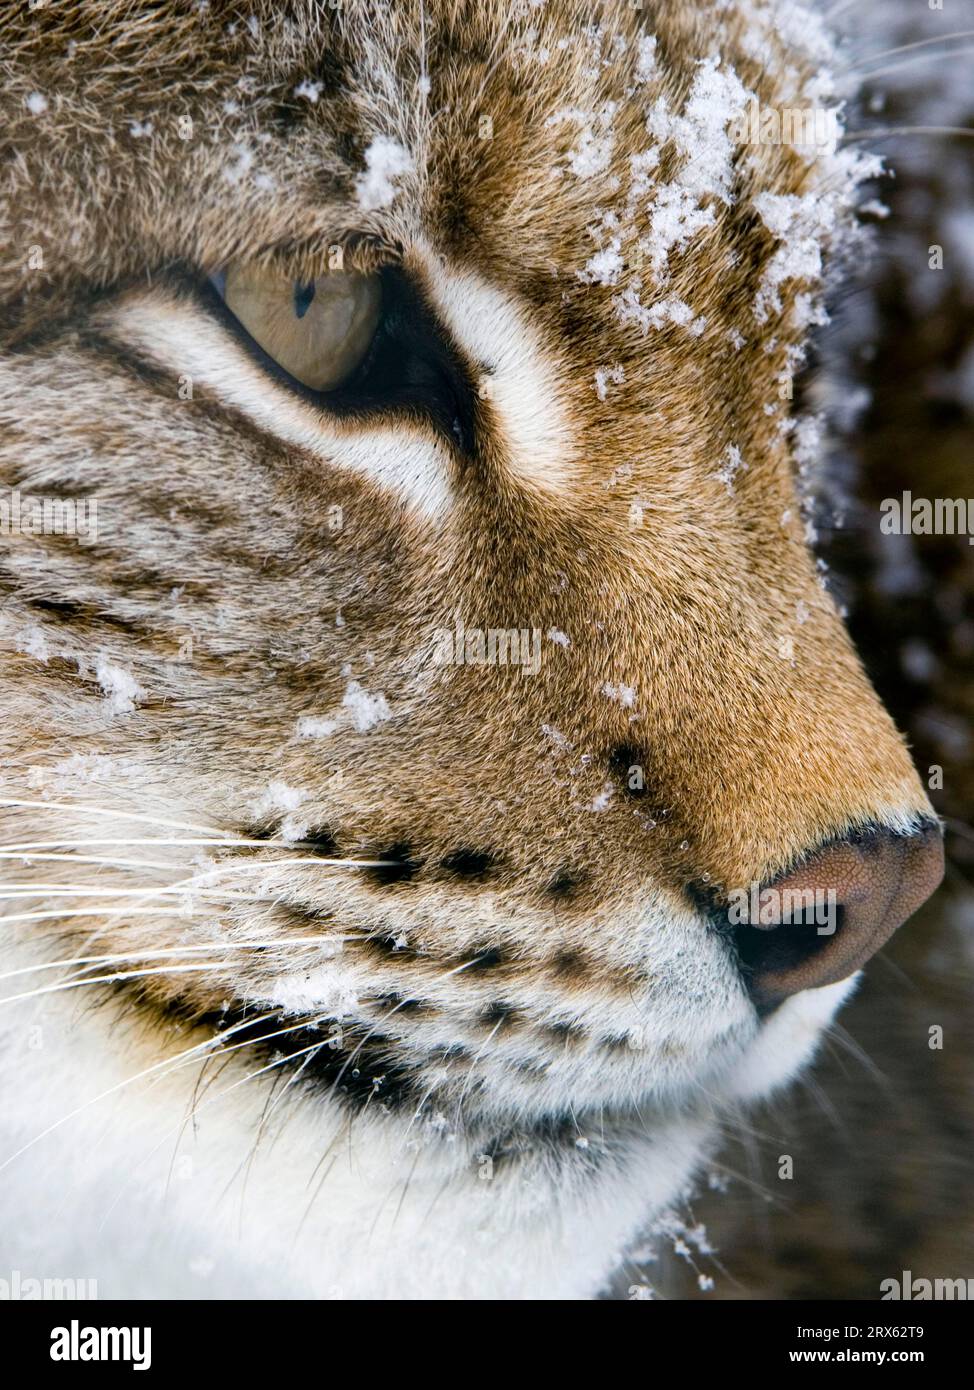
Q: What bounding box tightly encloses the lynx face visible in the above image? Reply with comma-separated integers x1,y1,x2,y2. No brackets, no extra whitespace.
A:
0,0,944,1296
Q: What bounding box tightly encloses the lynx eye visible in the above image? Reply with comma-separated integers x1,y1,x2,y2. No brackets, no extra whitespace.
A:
219,264,382,392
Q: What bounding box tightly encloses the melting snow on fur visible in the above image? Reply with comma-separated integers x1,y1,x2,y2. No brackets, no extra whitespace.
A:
94,661,143,715
355,136,414,210
251,780,309,843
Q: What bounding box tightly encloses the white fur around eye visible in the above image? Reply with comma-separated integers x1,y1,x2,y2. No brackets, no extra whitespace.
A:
104,290,453,519
414,246,581,498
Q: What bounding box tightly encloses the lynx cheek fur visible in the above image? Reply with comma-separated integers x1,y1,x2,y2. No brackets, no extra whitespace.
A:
0,0,944,1300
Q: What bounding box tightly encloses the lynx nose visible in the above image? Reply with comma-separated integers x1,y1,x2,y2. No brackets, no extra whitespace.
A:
732,823,944,1010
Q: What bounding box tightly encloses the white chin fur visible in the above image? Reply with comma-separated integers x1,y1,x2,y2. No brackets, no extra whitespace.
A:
0,961,855,1299
724,975,859,1104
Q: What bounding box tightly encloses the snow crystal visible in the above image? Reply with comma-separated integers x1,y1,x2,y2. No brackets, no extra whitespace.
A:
546,105,617,179
355,136,414,211
859,199,890,221
251,780,308,843
293,79,322,103
541,723,572,751
641,183,717,281
296,715,338,739
792,292,829,332
95,660,143,715
44,752,126,789
223,142,255,186
253,780,306,817
579,242,624,287
25,92,48,116
715,445,747,493
16,626,50,662
342,679,391,732
266,960,359,1018
635,35,659,84
594,364,625,400
588,781,615,812
614,289,706,337
602,681,637,708
615,55,751,297
647,58,750,203
752,192,833,322
547,628,571,648
749,127,884,322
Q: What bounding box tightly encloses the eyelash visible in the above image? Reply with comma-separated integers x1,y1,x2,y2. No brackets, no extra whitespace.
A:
206,264,478,455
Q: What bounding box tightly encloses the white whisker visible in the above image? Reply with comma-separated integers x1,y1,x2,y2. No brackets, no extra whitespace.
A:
842,126,974,143
0,885,288,900
851,46,974,83
0,796,232,836
0,836,393,863
0,936,365,983
0,853,191,871
1,906,247,925
1,837,276,851
848,29,974,68
0,961,229,1007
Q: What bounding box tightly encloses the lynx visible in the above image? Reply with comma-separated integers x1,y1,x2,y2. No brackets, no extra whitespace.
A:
0,0,945,1299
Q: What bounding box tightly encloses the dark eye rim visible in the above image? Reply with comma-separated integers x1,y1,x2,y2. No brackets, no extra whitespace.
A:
203,263,477,455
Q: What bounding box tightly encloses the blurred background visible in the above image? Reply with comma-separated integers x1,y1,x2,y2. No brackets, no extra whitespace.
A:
639,1,974,1299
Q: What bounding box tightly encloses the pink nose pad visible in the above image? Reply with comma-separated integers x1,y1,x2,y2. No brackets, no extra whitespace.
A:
733,823,945,1009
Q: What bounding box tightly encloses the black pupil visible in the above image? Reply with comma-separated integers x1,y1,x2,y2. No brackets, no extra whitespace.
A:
293,280,316,319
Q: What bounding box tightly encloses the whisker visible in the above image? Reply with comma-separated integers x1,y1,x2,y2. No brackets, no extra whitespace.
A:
448,1016,503,1122
0,796,232,836
157,1029,352,1174
0,836,393,864
0,852,192,871
325,996,414,1100
0,801,394,869
0,936,366,983
0,906,253,925
0,837,280,852
0,886,289,901
0,960,229,1007
850,46,974,83
842,126,974,143
846,30,974,69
